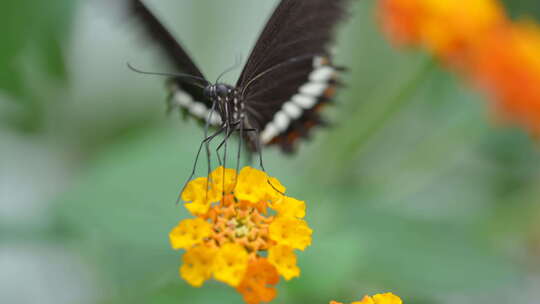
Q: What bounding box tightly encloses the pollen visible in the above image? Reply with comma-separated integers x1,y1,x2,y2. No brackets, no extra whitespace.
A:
169,166,312,304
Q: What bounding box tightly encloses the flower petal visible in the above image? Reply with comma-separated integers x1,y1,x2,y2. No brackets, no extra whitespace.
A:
236,258,280,304
169,218,212,250
213,243,249,287
269,217,312,251
235,167,269,202
350,293,402,304
265,177,286,202
181,177,207,202
210,166,237,194
271,196,306,219
268,245,300,280
372,293,402,304
180,245,217,287
182,177,222,215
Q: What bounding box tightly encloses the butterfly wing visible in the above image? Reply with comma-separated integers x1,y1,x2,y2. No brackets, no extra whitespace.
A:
237,0,350,152
128,0,220,125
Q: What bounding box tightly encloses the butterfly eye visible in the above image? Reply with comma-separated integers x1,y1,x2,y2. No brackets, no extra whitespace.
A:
216,84,230,98
203,86,213,99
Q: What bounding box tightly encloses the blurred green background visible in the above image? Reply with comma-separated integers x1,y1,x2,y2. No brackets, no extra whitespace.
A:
2,1,540,303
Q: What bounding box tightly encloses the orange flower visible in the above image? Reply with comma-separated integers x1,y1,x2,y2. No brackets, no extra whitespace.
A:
419,0,506,60
236,258,280,304
378,0,425,45
378,0,507,61
378,0,540,136
470,21,540,134
169,166,312,304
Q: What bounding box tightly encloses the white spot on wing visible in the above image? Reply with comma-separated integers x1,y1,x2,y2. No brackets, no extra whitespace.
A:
283,102,302,119
300,82,328,97
171,88,222,126
274,112,290,132
259,56,339,146
261,123,280,144
189,103,207,118
292,94,317,109
309,66,335,82
207,111,222,125
174,90,193,107
313,56,325,68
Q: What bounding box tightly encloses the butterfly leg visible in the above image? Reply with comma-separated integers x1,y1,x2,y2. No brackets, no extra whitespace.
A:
214,125,237,167
247,127,267,172
212,123,240,194
211,120,256,190
242,127,283,195
177,124,226,204
203,102,220,190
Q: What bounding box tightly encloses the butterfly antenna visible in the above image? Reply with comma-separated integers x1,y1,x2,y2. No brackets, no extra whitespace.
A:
127,62,210,88
215,53,243,84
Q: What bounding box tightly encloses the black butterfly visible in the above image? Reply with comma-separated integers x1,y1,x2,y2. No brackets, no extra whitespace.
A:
127,0,351,153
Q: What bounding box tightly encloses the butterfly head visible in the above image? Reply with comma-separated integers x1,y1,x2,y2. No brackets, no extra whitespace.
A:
204,83,235,100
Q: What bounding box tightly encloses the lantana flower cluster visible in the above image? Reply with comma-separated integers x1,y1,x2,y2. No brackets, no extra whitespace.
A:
169,166,312,304
378,0,540,135
331,292,402,304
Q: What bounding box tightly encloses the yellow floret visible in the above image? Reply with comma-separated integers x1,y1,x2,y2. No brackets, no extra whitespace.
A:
271,196,306,219
265,177,286,202
213,243,249,287
355,293,402,304
180,245,217,287
235,167,270,202
210,166,237,194
182,177,221,215
169,218,212,250
269,218,312,251
332,293,402,304
371,293,402,304
268,245,300,280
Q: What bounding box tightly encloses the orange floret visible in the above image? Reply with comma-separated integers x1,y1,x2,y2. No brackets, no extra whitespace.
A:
236,258,280,304
378,0,507,62
470,21,540,134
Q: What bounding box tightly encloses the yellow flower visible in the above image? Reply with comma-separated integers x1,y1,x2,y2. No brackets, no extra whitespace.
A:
213,243,249,287
169,166,312,304
331,293,402,304
272,196,306,219
169,218,212,250
180,245,217,287
371,293,403,304
268,245,300,280
235,167,270,202
209,166,237,194
265,176,286,201
182,177,221,215
269,217,312,251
